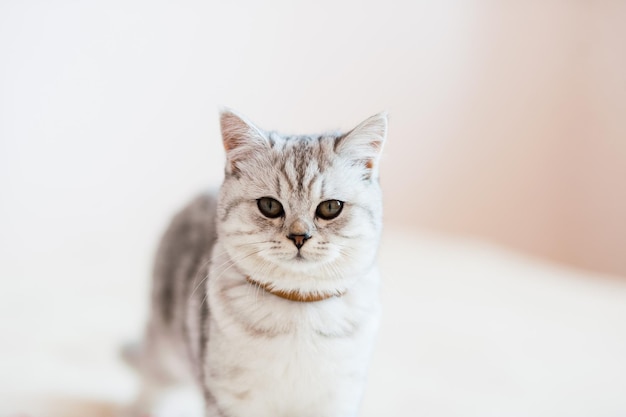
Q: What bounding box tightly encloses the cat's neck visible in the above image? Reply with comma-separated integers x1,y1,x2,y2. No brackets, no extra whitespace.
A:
245,276,346,302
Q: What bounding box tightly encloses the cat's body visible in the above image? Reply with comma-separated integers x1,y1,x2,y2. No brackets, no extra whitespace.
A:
134,110,387,417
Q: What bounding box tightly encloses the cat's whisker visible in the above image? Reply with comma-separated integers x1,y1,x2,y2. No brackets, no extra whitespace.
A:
199,249,265,308
213,250,265,284
188,271,210,303
189,249,265,303
209,240,274,262
254,261,281,304
214,248,265,272
187,257,215,302
245,261,273,306
234,241,274,248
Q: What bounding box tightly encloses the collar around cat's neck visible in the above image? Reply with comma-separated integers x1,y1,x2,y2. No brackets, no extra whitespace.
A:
245,276,345,303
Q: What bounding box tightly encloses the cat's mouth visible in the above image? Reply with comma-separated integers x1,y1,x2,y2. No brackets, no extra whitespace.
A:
289,251,322,264
289,249,327,264
292,252,307,262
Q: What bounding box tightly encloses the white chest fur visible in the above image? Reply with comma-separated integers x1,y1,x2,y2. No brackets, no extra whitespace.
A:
204,259,380,417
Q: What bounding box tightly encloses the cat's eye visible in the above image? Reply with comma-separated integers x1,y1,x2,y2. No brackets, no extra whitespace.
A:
257,197,284,218
316,200,344,220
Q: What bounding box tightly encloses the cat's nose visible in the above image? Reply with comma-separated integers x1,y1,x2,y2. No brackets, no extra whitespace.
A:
287,233,311,250
288,218,313,249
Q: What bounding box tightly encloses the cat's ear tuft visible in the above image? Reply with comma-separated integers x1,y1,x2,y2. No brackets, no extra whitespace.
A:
335,112,388,180
220,109,270,174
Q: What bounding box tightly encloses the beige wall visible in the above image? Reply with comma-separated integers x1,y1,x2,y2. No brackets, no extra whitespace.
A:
381,2,626,277
1,1,624,277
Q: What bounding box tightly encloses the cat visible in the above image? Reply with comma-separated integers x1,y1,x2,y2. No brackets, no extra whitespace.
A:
130,109,387,417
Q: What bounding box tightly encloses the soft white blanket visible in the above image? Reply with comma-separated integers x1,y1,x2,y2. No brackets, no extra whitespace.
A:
2,230,625,417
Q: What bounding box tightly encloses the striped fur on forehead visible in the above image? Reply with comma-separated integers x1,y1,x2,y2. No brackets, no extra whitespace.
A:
229,131,342,199
274,134,336,195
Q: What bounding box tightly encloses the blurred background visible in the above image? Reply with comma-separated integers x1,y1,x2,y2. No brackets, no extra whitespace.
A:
1,1,625,416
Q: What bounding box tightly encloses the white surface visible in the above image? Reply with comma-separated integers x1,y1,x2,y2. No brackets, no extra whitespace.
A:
1,229,625,417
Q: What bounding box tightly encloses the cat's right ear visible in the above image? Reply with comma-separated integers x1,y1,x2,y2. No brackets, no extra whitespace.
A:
220,109,270,175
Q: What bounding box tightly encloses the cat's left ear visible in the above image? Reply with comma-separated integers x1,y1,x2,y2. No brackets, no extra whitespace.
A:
220,109,271,175
335,112,388,180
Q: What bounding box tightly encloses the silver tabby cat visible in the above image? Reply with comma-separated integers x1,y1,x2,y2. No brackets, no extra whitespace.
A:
132,110,387,417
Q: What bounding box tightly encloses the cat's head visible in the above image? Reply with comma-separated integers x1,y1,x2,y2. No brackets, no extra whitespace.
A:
216,109,386,297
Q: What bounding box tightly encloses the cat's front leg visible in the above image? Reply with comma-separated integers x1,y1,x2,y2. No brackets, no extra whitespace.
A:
203,390,229,417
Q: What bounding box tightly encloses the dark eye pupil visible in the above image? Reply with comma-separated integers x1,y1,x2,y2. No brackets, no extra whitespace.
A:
317,200,343,220
257,197,283,218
